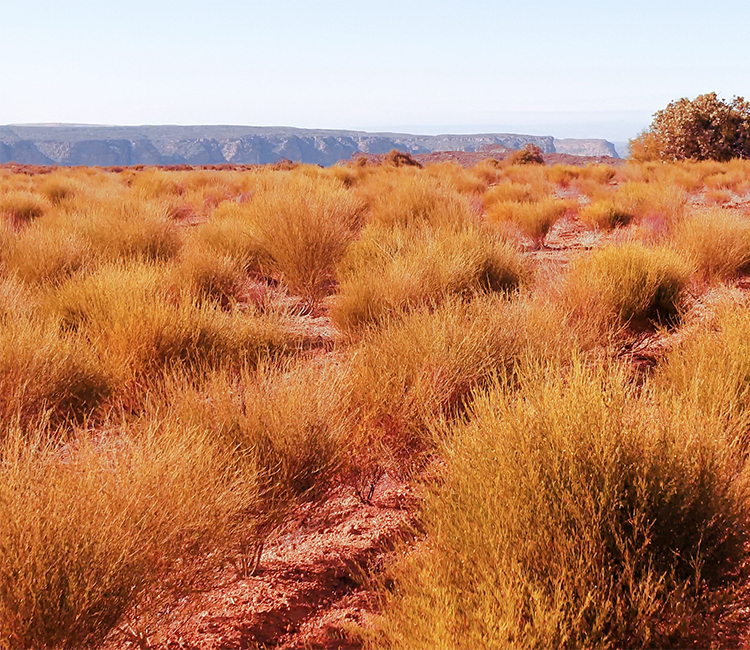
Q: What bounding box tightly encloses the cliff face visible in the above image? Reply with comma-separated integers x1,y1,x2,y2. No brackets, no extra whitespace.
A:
0,125,617,166
553,138,619,158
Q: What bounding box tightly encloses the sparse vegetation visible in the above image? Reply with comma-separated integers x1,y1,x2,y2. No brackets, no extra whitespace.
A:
2,158,750,649
374,362,750,649
565,243,691,328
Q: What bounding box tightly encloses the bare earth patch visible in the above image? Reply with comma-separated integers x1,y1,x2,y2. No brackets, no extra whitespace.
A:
137,477,417,650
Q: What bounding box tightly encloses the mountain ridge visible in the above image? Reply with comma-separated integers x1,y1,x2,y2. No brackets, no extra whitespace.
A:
0,124,619,167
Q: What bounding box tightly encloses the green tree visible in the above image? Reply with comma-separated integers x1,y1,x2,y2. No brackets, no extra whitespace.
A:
630,92,750,161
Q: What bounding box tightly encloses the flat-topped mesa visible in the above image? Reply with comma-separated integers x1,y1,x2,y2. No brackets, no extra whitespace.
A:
0,124,618,167
553,138,619,158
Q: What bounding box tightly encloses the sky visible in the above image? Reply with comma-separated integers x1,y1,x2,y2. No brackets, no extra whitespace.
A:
1,0,749,142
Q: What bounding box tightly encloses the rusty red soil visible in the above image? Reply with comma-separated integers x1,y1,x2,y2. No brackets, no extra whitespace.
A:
414,150,624,168
139,477,417,650
0,152,622,176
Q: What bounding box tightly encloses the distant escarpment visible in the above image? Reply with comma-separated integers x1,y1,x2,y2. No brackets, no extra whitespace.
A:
0,125,618,167
552,138,619,158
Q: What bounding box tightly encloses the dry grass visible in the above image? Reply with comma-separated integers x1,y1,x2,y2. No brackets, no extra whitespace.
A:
565,243,692,329
334,223,528,329
0,318,112,429
4,160,750,648
486,197,573,247
338,293,594,487
43,262,295,388
0,190,49,226
204,173,365,301
361,172,477,230
0,419,261,649
374,361,750,649
578,198,632,230
659,297,750,421
671,208,750,281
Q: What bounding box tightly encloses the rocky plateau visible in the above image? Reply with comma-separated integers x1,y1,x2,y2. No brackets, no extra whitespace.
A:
0,124,619,167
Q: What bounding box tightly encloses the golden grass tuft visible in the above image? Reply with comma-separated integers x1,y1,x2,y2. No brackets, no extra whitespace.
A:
486,197,573,247
209,173,365,301
671,208,750,281
0,420,260,649
659,298,750,422
334,223,528,329
338,293,591,482
0,190,49,225
565,243,692,328
364,172,476,230
374,361,750,649
43,262,294,387
578,198,632,229
0,318,112,428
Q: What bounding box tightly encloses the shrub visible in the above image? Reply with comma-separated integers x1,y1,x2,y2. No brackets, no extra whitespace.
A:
334,224,527,329
486,197,572,247
565,243,692,328
614,181,688,224
671,208,750,281
0,191,48,226
194,203,263,270
0,420,259,649
505,143,545,165
631,92,750,162
38,176,79,205
178,358,345,514
380,365,749,648
374,361,750,649
382,149,423,168
423,162,487,194
231,174,365,301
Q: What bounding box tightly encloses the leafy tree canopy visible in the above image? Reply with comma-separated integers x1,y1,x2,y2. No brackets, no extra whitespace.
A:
630,93,750,162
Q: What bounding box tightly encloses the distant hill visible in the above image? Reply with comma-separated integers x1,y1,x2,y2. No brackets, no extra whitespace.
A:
0,124,619,167
552,138,619,158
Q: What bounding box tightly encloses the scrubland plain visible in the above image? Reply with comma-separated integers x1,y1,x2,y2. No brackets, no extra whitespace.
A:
2,154,750,649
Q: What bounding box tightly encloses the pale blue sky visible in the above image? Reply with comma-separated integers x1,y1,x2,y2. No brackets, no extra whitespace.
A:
1,1,748,141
